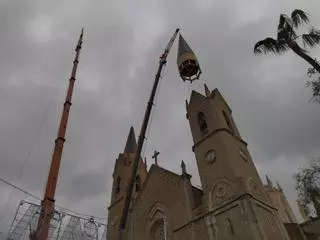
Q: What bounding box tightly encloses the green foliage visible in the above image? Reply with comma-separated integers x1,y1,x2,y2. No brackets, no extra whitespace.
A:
302,28,320,48
254,9,320,103
294,159,320,217
291,9,309,28
254,9,320,54
254,38,288,54
306,59,320,103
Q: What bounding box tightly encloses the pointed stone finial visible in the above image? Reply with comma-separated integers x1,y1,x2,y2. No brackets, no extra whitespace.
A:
266,175,273,187
124,127,137,153
144,157,148,170
181,160,187,175
204,84,211,97
276,181,283,192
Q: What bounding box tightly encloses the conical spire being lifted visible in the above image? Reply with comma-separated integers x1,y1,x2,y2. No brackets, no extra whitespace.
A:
177,34,201,82
124,127,137,153
178,34,193,55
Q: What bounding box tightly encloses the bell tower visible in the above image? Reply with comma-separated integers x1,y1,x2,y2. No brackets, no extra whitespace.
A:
186,86,267,200
107,127,147,240
186,86,290,240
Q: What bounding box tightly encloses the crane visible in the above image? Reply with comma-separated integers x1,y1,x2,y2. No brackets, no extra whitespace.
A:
117,28,180,240
32,29,84,240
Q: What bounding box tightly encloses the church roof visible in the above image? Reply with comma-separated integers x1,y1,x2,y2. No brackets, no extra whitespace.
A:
124,126,137,153
133,164,203,210
141,164,182,190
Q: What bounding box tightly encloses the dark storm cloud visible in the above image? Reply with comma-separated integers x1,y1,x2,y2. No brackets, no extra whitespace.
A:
0,0,320,234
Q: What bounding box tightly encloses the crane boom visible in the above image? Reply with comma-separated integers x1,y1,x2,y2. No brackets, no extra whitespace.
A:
33,29,83,240
117,28,179,240
161,28,180,60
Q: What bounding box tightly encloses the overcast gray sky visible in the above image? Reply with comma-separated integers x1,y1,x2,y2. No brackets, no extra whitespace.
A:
0,0,320,235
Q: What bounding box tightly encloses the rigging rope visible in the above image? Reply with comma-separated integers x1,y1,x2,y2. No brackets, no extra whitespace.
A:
0,78,65,222
0,177,40,201
17,79,63,181
0,177,107,220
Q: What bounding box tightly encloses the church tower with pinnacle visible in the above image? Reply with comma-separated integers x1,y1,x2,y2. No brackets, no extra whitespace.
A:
107,127,147,240
186,85,290,240
105,32,308,240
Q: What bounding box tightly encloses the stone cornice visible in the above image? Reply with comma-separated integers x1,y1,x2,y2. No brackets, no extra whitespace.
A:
173,193,277,233
192,128,247,152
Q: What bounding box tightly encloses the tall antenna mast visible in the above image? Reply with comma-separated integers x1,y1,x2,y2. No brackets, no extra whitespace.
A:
34,29,84,240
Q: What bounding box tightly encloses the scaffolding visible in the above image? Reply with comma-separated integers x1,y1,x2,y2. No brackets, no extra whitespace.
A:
7,201,107,240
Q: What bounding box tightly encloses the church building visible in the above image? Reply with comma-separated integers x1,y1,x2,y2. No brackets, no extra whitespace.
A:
106,84,308,240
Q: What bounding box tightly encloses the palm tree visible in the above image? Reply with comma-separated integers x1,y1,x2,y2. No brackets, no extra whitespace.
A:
254,9,320,73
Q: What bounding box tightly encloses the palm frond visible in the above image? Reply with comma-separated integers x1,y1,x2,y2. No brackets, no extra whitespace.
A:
291,9,309,28
277,14,292,33
277,14,288,31
277,39,290,53
302,28,320,48
254,38,288,54
277,14,297,40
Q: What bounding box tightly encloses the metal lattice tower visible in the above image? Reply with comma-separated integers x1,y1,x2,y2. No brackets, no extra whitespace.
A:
7,201,107,240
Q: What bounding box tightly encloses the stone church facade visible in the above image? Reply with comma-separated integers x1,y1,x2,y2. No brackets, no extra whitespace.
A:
107,87,305,240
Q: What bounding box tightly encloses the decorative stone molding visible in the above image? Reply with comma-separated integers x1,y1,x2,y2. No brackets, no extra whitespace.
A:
216,186,226,198
205,214,217,240
159,170,182,188
209,179,235,208
146,202,172,240
247,177,262,197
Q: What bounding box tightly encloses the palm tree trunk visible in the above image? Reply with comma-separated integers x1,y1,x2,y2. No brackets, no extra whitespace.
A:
288,42,320,74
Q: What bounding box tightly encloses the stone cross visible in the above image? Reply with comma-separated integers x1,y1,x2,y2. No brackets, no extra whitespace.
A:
152,150,160,166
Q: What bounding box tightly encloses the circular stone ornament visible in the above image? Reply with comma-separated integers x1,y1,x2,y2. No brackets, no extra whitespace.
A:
205,150,216,163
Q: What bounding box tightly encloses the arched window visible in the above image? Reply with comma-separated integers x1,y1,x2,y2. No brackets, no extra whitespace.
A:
116,177,121,194
222,110,234,134
135,175,141,192
150,219,165,240
197,112,208,134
